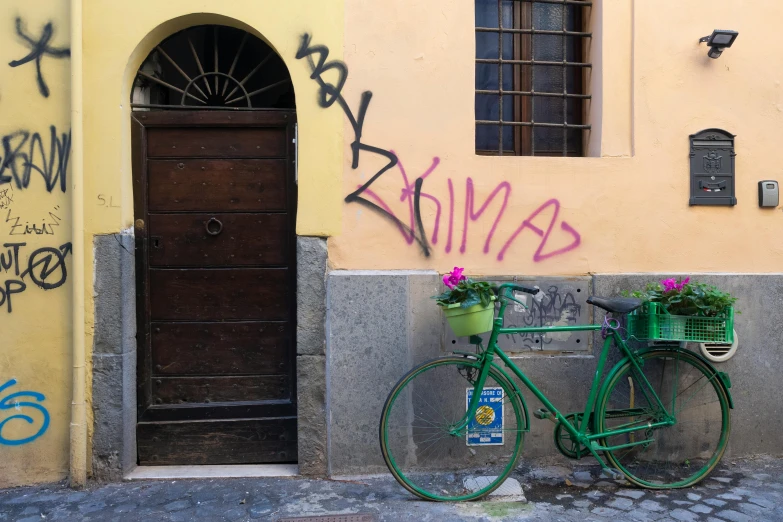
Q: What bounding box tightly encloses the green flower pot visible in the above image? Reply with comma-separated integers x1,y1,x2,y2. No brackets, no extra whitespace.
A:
442,301,495,337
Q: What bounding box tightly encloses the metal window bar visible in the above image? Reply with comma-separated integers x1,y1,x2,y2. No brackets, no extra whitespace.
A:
479,0,591,156
476,27,591,37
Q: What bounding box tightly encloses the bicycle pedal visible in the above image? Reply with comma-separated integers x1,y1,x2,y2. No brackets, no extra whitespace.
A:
533,408,553,420
599,468,625,481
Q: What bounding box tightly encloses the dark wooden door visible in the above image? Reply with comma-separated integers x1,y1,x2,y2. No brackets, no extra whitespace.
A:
132,110,297,465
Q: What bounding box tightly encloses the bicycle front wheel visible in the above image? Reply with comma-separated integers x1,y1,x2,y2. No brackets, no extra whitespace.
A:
596,348,731,488
380,356,525,501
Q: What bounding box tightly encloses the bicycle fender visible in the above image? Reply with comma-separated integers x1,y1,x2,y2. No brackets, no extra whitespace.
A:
489,361,531,432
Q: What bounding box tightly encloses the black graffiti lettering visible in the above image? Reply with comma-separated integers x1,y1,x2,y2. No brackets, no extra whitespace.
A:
0,243,26,277
502,286,582,351
0,279,26,313
0,126,71,193
295,34,430,256
8,17,71,98
21,243,71,290
0,242,70,313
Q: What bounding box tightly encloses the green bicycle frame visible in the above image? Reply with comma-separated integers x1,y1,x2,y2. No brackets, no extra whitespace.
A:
454,284,676,469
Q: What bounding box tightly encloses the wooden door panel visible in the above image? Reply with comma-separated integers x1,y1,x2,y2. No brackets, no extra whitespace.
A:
153,376,290,404
148,213,288,267
146,127,287,158
147,159,287,212
134,111,297,466
151,322,288,375
137,417,297,465
149,268,288,321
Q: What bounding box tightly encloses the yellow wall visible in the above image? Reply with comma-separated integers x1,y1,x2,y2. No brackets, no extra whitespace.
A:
0,1,72,487
325,0,783,275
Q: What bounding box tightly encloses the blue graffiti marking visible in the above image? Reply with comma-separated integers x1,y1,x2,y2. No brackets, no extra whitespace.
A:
0,378,50,445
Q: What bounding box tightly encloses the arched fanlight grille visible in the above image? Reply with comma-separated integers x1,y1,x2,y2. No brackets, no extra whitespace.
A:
132,25,294,110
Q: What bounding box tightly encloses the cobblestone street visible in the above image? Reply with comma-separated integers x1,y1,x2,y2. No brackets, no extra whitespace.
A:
1,457,781,521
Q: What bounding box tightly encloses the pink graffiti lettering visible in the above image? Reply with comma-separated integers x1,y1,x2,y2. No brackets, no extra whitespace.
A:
497,199,582,262
354,151,581,262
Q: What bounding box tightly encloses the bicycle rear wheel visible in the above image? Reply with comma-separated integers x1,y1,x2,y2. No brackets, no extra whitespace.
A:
379,356,525,501
596,348,731,488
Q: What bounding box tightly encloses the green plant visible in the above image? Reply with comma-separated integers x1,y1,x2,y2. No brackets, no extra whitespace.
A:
623,277,737,316
433,267,496,308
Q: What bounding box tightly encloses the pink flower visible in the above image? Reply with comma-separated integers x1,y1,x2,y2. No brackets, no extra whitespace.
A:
661,278,678,292
661,277,691,293
443,267,467,289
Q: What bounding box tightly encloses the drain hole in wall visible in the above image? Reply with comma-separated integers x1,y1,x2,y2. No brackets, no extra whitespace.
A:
452,339,456,344
576,339,581,344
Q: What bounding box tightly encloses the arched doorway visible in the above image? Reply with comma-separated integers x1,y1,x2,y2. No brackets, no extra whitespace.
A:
130,25,297,465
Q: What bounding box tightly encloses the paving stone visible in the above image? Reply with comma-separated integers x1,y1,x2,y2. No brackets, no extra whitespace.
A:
737,502,765,516
573,471,593,482
592,506,622,516
746,496,775,509
669,508,698,521
715,509,753,522
585,490,606,499
640,500,666,512
16,517,42,522
606,497,635,510
711,477,733,483
689,504,712,514
625,509,659,522
686,493,702,501
163,500,191,512
672,500,693,506
79,500,107,513
222,507,248,520
718,493,743,501
704,498,727,507
573,499,592,508
617,490,646,500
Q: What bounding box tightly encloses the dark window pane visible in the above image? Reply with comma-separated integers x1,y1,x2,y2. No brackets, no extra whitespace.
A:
476,93,499,120
534,97,563,124
534,35,564,62
476,32,498,60
502,125,514,153
477,124,500,151
476,0,499,28
476,63,497,90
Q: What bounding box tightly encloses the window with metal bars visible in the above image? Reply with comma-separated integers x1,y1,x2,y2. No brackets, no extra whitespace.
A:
475,0,592,156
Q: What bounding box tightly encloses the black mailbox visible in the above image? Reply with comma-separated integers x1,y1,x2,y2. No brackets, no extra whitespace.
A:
689,128,736,206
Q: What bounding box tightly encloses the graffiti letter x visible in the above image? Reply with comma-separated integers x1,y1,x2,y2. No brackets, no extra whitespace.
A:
8,18,71,98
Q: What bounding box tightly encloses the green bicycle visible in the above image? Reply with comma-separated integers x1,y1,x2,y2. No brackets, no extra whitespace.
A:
379,283,732,501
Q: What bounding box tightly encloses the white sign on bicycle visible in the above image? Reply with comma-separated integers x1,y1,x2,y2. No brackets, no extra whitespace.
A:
466,387,504,446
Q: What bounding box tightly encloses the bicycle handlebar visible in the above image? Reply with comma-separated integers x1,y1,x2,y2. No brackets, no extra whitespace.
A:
496,282,539,296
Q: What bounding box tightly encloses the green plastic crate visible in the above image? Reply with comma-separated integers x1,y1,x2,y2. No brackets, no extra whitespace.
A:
626,302,734,343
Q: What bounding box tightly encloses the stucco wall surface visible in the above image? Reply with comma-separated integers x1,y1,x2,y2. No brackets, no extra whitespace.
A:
321,0,783,274
0,0,72,487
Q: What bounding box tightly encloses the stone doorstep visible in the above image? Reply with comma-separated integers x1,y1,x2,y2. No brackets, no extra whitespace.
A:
463,476,526,502
124,465,299,480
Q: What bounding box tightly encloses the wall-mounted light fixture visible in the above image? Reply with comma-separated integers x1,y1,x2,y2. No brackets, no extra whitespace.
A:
699,29,739,59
